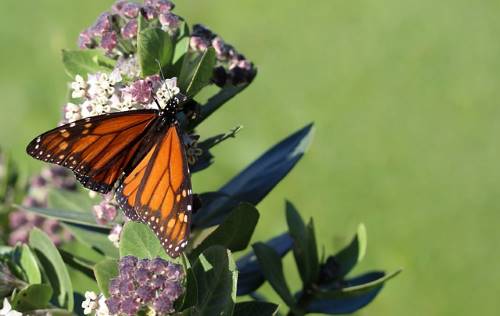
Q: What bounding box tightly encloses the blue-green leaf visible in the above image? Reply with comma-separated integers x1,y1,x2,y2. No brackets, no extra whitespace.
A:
192,246,237,316
252,243,297,311
193,123,314,228
305,270,401,314
29,228,73,311
286,201,319,286
236,232,293,296
333,223,367,277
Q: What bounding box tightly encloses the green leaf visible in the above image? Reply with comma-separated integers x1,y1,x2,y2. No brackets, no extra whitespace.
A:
178,47,216,97
66,264,99,295
47,189,95,214
59,239,106,265
19,244,41,284
334,223,367,277
181,264,198,310
119,222,171,260
286,201,319,286
29,229,73,311
62,223,118,259
11,284,53,312
252,243,297,310
94,259,119,297
191,203,259,259
315,269,402,299
192,246,237,316
137,28,174,76
62,49,115,78
20,205,107,228
233,301,280,316
173,36,190,65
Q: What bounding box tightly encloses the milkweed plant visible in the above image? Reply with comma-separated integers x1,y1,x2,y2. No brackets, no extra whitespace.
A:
0,1,400,315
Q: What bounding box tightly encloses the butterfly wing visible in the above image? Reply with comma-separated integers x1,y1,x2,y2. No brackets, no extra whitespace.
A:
115,124,193,257
26,110,158,194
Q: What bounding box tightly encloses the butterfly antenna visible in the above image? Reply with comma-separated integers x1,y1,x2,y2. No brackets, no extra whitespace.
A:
155,59,166,80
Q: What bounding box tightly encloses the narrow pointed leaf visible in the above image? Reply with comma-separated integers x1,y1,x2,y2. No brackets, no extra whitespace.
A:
252,243,296,310
286,201,319,286
236,232,293,296
334,223,367,277
305,270,401,314
20,205,108,228
193,124,314,228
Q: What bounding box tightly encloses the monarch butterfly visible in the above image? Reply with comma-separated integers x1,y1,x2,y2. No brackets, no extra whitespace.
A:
26,82,193,258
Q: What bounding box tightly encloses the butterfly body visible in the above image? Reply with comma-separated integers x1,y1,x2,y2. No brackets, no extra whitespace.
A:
26,93,193,257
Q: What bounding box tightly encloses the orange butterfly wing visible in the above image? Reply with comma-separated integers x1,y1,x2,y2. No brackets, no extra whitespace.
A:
26,110,158,194
115,124,193,257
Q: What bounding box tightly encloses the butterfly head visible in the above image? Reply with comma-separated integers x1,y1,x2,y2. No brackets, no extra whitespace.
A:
155,78,188,120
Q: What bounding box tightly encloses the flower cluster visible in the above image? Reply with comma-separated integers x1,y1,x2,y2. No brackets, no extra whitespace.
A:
8,166,75,245
190,24,256,86
62,73,182,125
105,256,184,315
79,0,181,54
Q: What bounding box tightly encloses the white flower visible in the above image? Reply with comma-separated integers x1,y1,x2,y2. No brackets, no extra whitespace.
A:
111,92,138,112
108,224,122,248
64,102,82,122
0,298,22,316
155,77,180,108
87,72,119,98
81,96,112,118
82,291,99,315
96,294,111,316
71,75,87,99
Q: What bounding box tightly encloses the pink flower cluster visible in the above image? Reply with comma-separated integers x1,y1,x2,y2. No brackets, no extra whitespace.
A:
79,0,181,54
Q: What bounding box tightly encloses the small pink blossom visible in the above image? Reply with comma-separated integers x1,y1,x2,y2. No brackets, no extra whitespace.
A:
101,31,117,52
121,19,138,39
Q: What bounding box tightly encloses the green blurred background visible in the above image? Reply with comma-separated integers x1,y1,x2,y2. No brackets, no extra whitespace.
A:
2,0,500,315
